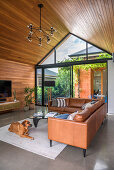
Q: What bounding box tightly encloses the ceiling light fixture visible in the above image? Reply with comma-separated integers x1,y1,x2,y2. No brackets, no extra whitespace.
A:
27,4,57,46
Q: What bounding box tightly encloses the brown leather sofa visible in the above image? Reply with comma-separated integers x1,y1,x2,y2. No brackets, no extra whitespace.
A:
48,98,93,114
48,99,107,157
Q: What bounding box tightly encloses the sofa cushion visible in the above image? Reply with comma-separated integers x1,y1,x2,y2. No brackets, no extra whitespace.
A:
64,107,81,113
52,99,58,107
65,98,70,107
91,100,98,104
89,99,104,112
49,106,58,111
67,112,78,120
69,98,85,108
88,104,97,113
55,113,70,119
57,98,67,107
85,99,92,103
57,99,61,107
82,102,92,110
93,99,104,110
49,106,65,112
74,108,92,122
74,100,105,122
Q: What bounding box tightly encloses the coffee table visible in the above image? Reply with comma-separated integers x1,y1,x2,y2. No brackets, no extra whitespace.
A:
30,112,58,128
30,113,47,128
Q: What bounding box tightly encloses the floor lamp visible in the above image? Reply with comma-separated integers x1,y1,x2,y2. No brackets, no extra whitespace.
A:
44,81,55,110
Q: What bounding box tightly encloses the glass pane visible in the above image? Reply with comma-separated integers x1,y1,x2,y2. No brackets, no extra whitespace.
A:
37,69,42,105
93,69,107,102
44,67,71,105
94,71,101,95
56,35,86,63
88,44,112,60
41,50,54,65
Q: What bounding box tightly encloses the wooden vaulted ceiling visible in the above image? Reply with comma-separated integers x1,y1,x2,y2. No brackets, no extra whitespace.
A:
0,0,69,65
0,0,114,65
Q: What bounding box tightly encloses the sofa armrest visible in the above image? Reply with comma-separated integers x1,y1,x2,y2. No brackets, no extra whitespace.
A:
48,117,88,149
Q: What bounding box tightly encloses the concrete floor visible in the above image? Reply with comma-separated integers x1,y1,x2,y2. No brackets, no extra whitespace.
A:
0,106,114,170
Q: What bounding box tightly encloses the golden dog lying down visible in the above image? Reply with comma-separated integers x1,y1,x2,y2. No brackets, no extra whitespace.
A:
8,120,34,140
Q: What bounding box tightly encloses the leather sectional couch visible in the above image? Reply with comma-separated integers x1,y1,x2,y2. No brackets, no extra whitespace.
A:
48,98,107,157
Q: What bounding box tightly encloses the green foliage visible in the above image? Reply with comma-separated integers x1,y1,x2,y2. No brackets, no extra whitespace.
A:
98,53,112,59
52,67,70,97
61,53,111,71
13,89,16,101
37,53,111,101
24,87,30,106
60,53,111,84
37,68,71,103
29,88,35,104
24,87,35,106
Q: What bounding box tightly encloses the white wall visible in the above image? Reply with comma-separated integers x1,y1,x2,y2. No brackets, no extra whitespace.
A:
108,60,114,113
103,69,107,96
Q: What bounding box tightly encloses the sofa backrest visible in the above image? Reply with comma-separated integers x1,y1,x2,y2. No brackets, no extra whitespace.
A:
74,99,105,122
69,98,85,108
85,99,92,103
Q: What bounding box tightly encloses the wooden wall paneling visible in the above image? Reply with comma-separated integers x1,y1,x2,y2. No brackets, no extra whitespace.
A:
0,59,35,108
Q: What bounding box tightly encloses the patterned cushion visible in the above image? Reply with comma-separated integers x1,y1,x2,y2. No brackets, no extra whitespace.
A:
63,99,66,107
52,99,58,107
57,99,61,107
82,102,92,110
57,98,66,107
67,112,78,120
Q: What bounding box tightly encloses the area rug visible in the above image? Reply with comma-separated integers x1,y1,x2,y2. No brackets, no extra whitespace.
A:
0,119,66,160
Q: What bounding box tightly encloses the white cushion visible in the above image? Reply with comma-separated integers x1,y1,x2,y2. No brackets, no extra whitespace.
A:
57,99,61,107
63,99,66,107
45,112,58,118
60,99,63,107
57,98,66,107
67,111,78,120
84,102,92,109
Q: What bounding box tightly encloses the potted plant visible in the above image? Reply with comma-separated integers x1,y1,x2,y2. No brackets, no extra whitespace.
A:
29,87,35,110
24,87,30,111
13,89,16,102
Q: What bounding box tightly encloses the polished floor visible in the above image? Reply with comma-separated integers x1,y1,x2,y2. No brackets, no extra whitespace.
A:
0,107,114,170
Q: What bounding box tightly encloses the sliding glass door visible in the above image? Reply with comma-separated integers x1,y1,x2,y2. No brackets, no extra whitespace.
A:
44,67,71,105
36,63,108,106
36,69,42,105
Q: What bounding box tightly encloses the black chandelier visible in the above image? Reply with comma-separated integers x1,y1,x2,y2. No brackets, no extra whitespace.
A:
27,4,57,46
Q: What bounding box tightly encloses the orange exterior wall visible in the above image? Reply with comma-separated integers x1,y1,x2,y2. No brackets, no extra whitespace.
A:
75,69,92,98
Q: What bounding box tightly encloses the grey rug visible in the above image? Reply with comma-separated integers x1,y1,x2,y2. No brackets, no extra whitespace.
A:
0,119,66,160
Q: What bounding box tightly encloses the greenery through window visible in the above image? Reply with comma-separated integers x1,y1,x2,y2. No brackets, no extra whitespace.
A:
44,67,71,105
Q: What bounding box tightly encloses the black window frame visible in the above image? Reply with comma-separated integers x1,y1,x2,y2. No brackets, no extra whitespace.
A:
35,32,112,106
